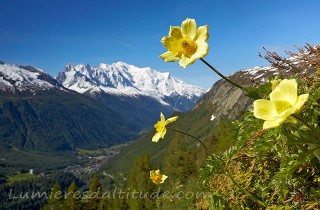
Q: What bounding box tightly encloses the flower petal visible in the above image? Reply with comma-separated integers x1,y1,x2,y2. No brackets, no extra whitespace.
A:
160,112,165,122
294,94,309,112
197,25,209,42
161,128,166,138
253,99,278,120
263,118,286,129
160,175,168,183
161,36,180,52
152,132,162,143
278,106,295,119
192,41,209,59
179,55,197,68
169,26,182,39
165,116,178,125
160,51,181,62
270,79,297,105
181,18,197,40
154,120,163,131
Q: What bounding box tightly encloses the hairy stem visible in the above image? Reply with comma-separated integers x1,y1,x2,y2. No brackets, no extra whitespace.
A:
291,115,320,161
292,114,320,139
225,168,267,207
200,58,244,90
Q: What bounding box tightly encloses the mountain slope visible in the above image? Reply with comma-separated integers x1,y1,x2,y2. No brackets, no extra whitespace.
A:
56,62,205,130
0,63,139,151
90,91,174,131
101,46,319,175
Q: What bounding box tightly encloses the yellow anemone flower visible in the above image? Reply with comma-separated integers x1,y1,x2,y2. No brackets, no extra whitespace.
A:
150,169,168,184
160,18,209,68
253,79,309,129
152,112,178,143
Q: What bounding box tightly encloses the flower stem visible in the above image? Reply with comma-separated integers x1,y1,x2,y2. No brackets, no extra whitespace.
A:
292,114,320,139
200,58,244,90
225,168,267,208
291,115,320,161
167,127,209,155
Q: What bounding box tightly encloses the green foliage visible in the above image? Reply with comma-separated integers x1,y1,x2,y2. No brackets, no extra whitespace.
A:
164,137,197,184
83,175,102,210
0,145,78,178
125,154,157,210
0,172,81,210
211,120,237,155
43,181,63,210
63,180,82,210
0,90,139,152
199,48,320,208
7,173,35,185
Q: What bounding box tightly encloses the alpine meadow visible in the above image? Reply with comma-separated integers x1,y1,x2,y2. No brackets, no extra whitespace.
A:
1,1,320,209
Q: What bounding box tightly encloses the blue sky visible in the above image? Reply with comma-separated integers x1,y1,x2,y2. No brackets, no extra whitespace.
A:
1,0,320,89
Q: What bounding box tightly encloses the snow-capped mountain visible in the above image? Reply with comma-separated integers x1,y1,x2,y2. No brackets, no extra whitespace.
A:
0,62,61,93
56,62,206,111
0,61,142,151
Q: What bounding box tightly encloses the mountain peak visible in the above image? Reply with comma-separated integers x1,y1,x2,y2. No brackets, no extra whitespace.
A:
98,63,108,69
64,63,74,72
114,61,129,67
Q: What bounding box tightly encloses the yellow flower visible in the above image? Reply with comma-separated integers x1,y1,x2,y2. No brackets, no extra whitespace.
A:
150,169,168,184
152,112,178,142
160,18,209,68
253,79,309,129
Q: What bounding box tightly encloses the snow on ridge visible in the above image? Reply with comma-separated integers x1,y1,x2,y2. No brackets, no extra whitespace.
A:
240,66,276,75
0,76,12,85
0,63,54,91
56,62,206,101
228,46,320,80
227,65,279,80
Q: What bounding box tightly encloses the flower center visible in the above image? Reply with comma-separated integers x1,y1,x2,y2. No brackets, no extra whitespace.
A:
178,37,198,56
153,175,161,183
274,101,292,114
155,122,165,132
